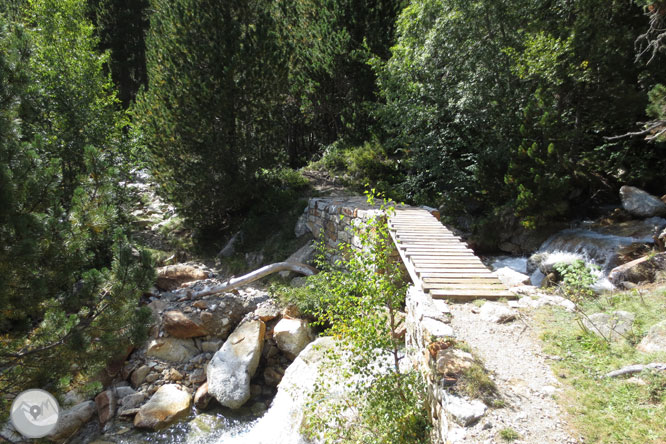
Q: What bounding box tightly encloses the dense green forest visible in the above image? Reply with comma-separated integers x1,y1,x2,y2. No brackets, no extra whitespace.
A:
1,0,665,412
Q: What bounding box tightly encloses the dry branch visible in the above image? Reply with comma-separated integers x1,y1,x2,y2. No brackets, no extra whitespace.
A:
604,362,666,378
190,262,317,297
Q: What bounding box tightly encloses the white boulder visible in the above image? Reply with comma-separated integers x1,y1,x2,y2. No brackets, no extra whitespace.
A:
207,320,265,409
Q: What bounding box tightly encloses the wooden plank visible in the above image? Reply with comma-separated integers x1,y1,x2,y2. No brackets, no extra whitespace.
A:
417,269,492,275
424,283,507,290
412,263,487,270
420,272,496,279
408,253,477,258
423,277,501,283
429,289,516,299
411,259,484,264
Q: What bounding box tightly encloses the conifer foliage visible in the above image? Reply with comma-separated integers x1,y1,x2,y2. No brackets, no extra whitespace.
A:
0,0,153,403
135,0,290,233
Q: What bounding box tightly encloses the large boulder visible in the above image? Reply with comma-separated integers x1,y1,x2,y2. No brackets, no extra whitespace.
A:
608,252,666,286
197,294,258,339
134,384,191,430
620,185,666,218
637,320,666,353
145,338,198,362
207,320,266,409
156,264,208,291
48,400,96,442
582,311,635,342
163,310,208,338
273,318,314,359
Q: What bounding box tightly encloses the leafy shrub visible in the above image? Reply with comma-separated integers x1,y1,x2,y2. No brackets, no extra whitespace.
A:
553,260,598,303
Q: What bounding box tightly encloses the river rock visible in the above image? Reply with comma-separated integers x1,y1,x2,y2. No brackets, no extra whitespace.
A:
582,311,635,342
479,302,517,323
620,186,666,218
198,294,257,339
49,400,96,441
131,364,151,387
95,386,136,425
494,267,530,288
146,338,198,362
273,318,313,359
182,368,202,385
224,337,337,443
608,252,666,286
163,310,208,338
207,320,266,409
637,320,666,353
117,393,146,416
194,382,212,409
254,300,281,322
156,264,208,291
134,384,191,430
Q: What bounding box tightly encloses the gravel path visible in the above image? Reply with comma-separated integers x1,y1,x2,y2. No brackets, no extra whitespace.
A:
447,301,581,444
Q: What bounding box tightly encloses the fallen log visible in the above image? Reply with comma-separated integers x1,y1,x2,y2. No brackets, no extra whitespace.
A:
604,362,666,378
191,262,317,298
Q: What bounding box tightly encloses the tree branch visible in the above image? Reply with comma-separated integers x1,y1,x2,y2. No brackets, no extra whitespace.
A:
189,262,318,298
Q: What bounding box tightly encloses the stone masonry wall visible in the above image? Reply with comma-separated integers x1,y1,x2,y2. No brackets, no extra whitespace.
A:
405,286,455,444
301,197,453,443
304,196,385,250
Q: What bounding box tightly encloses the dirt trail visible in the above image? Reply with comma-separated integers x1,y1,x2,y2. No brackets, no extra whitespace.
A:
447,302,581,444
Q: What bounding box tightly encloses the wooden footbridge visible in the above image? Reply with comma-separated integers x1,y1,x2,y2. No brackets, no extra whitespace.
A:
388,208,514,301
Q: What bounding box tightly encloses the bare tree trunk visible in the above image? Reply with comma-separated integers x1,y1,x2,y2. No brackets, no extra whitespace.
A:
191,262,317,297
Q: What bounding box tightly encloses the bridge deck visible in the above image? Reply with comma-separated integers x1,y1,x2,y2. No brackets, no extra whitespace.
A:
388,208,515,301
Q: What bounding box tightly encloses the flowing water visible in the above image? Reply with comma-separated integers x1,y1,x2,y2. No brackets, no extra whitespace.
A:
490,217,666,291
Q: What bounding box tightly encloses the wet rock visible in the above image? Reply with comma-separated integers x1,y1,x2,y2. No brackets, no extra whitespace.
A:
207,320,265,409
436,348,475,376
146,338,198,362
163,311,208,338
156,264,208,291
494,267,530,288
273,318,313,359
608,252,666,285
194,382,212,410
637,320,666,353
187,413,225,442
479,302,517,324
263,367,285,387
582,311,635,342
134,384,191,430
49,400,96,441
620,185,666,218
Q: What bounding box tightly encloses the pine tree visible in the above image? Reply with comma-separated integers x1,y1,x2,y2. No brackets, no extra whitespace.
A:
0,0,154,405
134,0,290,233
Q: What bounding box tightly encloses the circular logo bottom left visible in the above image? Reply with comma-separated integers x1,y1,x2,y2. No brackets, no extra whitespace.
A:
10,389,60,438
